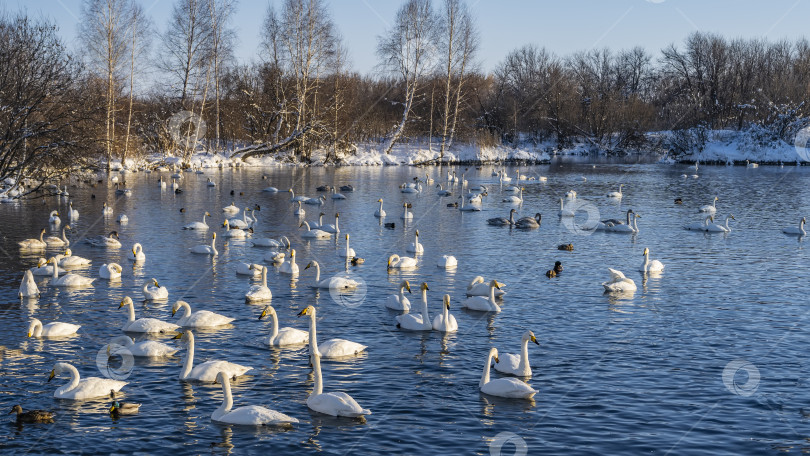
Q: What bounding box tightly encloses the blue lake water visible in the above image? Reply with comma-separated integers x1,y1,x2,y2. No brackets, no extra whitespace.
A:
2,162,810,455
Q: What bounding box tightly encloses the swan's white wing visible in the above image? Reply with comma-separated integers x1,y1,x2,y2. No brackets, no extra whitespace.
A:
319,339,367,358
57,377,127,400
493,353,521,374
480,378,537,399
309,392,370,417
607,268,626,280
190,360,252,382
217,405,298,425
42,322,81,336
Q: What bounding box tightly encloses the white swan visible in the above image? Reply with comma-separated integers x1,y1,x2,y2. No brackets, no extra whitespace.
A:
118,297,179,333
558,199,575,217
288,189,309,202
259,305,309,346
308,212,325,229
86,231,121,248
68,202,79,220
28,318,80,337
174,330,252,382
783,217,806,236
102,202,113,216
252,235,290,248
331,188,346,200
18,228,47,249
479,348,537,399
47,257,94,287
639,248,665,273
467,276,506,296
143,278,169,300
396,283,432,330
565,190,577,199
684,214,713,231
226,210,250,229
236,262,263,276
494,331,539,377
279,249,300,275
48,210,61,225
306,349,371,417
437,255,457,268
321,213,340,234
602,268,637,292
300,221,332,239
606,184,623,198
206,177,216,187
502,187,524,204
388,254,417,270
262,185,278,193
245,265,273,302
222,220,247,238
432,295,458,332
222,202,239,214
374,199,386,217
30,258,65,276
436,184,452,196
130,243,145,262
58,249,91,268
298,305,367,358
706,214,735,233
699,196,719,214
99,263,123,280
401,203,414,219
211,371,298,425
183,212,211,230
462,280,502,312
19,270,40,298
44,225,70,246
117,214,128,224
263,250,286,264
303,194,326,206
49,362,126,400
385,280,412,310
406,230,424,254
339,233,356,258
172,300,234,328
105,335,178,357
158,177,167,189
191,233,218,255
459,196,481,212
304,261,359,290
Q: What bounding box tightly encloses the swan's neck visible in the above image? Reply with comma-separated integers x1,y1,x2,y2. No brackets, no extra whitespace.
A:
801,220,806,235
313,263,320,283
211,237,217,254
480,352,493,387
31,320,42,337
215,375,233,417
61,227,67,242
59,365,81,394
399,284,406,299
518,337,530,371
311,351,323,396
345,237,350,255
202,213,207,224
318,213,323,225
308,313,319,356
442,303,449,322
725,217,732,231
51,262,58,280
179,302,192,319
378,200,383,211
126,301,136,323
39,231,44,242
261,267,268,287
421,289,429,322
269,311,279,339
560,199,563,210
489,284,496,304
632,216,639,232
509,211,514,223
641,252,649,271
180,333,195,379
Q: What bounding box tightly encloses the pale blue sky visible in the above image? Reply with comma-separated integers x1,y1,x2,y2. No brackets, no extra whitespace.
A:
4,0,809,74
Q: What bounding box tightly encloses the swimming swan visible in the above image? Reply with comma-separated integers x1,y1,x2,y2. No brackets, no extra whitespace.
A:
304,261,359,290
494,331,539,377
306,349,371,417
783,217,806,236
49,362,126,400
47,257,94,287
602,268,637,292
118,296,179,333
99,263,123,280
183,212,211,230
396,283,432,330
297,305,367,359
19,270,40,297
479,348,537,399
143,278,168,300
385,280,411,310
28,318,80,337
191,233,218,255
432,295,458,332
173,330,252,382
172,300,235,328
462,280,502,312
211,371,298,425
245,265,273,302
639,248,665,273
258,305,309,346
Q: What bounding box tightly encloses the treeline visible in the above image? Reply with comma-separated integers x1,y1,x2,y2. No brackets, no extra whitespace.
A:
2,0,810,185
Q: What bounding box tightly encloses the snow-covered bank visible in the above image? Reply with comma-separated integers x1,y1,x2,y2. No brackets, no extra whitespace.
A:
662,126,810,165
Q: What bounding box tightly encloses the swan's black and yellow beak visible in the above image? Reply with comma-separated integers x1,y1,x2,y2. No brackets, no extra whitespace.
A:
493,356,500,364
118,299,125,309
48,369,55,382
27,332,31,338
259,308,268,320
171,307,177,316
405,282,411,293
153,280,159,287
172,332,184,340
304,263,311,270
297,308,309,317
531,335,539,345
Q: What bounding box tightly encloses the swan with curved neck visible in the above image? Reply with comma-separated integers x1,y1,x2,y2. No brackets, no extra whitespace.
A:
639,247,665,273
259,305,309,346
297,305,366,358
211,371,299,425
18,228,47,249
47,257,94,287
494,331,539,376
706,214,735,233
173,330,252,381
432,295,458,332
304,261,359,290
118,296,179,333
479,348,537,399
172,300,235,328
783,217,806,236
462,280,501,312
396,283,432,330
191,233,217,255
130,243,145,262
321,213,340,233
44,225,70,246
48,362,127,400
374,199,386,217
183,212,211,230
306,348,371,417
385,280,412,310
28,318,80,337
245,265,272,301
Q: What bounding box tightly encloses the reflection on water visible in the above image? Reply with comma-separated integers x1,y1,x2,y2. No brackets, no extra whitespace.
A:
1,163,810,454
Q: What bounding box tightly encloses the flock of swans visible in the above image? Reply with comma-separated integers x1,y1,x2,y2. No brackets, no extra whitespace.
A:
9,163,809,431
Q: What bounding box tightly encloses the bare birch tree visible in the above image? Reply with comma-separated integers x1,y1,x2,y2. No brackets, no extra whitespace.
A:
160,0,213,104
207,0,237,151
438,0,477,154
122,2,152,164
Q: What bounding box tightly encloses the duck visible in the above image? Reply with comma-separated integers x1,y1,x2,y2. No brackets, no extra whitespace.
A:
19,228,49,250
479,348,537,399
172,300,234,328
602,268,637,293
321,213,340,234
130,243,145,262
494,331,539,376
396,283,432,330
104,335,178,358
182,212,211,230
557,243,573,251
191,233,218,255
699,196,719,214
374,199,386,217
19,270,40,298
384,222,396,229
406,230,424,254
99,263,123,280
432,295,458,332
385,280,411,310
437,255,457,268
515,213,541,229
118,297,179,333
782,217,806,236
211,371,298,425
639,248,665,273
58,249,91,268
339,184,355,192
487,209,516,226
553,261,563,273
245,265,273,302
44,225,70,247
48,362,127,400
351,257,365,266
48,210,61,225
466,276,506,296
258,305,309,346
545,269,556,278
401,203,414,219
86,231,121,248
143,278,169,300
306,349,370,417
606,184,624,198
316,185,332,192
461,280,502,312
304,261,359,290
279,249,299,275
387,254,417,270
173,330,252,382
300,221,332,239
298,305,367,359
674,198,683,205
27,318,80,338
46,257,95,287
9,405,54,424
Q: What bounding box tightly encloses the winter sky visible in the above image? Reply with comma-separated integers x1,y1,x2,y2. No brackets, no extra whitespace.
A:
4,0,808,75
